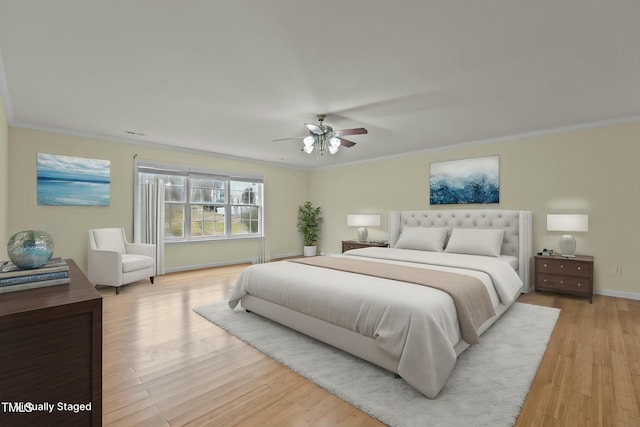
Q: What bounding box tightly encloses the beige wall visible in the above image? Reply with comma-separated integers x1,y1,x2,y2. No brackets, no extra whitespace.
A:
310,120,640,299
7,120,640,299
7,127,310,273
0,96,7,260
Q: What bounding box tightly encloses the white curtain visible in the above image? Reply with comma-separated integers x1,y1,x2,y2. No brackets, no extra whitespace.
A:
256,235,269,264
140,178,165,275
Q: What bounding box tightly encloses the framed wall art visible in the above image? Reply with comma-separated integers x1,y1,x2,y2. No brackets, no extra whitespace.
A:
429,155,499,205
37,153,111,206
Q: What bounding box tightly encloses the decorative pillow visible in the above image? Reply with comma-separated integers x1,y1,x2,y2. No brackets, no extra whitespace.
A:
394,227,449,252
444,228,505,257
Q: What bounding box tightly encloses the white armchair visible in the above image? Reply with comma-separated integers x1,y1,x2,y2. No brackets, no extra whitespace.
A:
87,228,155,295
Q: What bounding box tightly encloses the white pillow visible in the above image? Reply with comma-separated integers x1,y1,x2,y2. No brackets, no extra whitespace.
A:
394,227,449,252
444,228,505,257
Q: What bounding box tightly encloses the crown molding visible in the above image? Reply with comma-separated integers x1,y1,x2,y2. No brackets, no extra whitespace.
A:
309,115,640,171
9,121,309,171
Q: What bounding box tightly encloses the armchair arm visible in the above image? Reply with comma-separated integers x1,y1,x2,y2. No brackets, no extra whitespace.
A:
125,242,156,276
125,242,155,258
87,249,123,286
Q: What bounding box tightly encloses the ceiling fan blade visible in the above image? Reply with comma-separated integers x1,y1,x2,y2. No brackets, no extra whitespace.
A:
272,137,304,142
338,138,357,147
334,127,368,136
305,123,323,135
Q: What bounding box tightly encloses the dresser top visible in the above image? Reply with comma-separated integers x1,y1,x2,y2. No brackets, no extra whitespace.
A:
535,254,594,262
0,259,101,317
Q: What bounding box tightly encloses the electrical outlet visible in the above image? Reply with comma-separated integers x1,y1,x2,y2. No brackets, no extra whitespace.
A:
613,266,622,275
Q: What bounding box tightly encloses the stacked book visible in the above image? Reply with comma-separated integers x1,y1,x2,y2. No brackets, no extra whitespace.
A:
0,257,70,293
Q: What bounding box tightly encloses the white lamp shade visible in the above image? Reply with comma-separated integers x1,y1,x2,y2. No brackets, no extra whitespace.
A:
347,214,381,227
547,214,589,232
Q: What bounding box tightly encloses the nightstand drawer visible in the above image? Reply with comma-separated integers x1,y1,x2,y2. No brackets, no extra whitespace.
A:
536,274,591,294
534,254,594,303
341,240,389,253
536,258,591,278
343,241,366,251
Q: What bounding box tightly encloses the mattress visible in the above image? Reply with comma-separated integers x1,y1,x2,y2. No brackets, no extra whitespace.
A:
228,247,523,397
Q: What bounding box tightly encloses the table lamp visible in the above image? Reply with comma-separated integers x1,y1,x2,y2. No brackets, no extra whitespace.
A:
347,214,380,242
546,214,589,257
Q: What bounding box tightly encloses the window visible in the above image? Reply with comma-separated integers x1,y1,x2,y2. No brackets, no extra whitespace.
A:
189,177,226,237
135,162,264,242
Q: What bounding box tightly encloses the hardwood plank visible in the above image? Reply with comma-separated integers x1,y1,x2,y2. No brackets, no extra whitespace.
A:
517,293,640,426
101,265,640,426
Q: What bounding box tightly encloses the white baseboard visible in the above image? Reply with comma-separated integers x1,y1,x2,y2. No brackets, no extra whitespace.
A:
595,288,640,301
269,251,303,260
163,251,302,274
164,258,254,274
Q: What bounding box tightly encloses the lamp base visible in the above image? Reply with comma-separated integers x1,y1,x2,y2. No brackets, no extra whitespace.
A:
357,227,368,242
559,234,576,257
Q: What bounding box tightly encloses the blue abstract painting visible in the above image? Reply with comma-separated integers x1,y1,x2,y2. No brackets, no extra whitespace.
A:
37,153,111,206
430,156,499,205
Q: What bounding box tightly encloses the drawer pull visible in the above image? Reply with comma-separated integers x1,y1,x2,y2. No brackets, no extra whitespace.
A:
560,264,564,268
577,283,582,287
560,280,564,284
543,279,547,283
543,263,547,267
577,266,581,270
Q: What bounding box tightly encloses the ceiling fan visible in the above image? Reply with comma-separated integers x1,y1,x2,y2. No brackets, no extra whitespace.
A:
274,114,368,155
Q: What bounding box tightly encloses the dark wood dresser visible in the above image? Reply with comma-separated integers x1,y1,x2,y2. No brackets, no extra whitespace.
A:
0,259,102,426
534,254,594,303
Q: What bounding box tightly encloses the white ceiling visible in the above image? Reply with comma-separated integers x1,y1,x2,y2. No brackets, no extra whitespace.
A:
1,1,639,169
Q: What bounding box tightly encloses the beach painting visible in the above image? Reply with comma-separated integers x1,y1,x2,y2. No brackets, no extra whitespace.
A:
430,156,499,205
37,153,111,206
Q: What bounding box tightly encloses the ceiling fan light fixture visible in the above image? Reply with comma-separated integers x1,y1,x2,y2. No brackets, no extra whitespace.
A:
275,114,366,158
303,136,315,147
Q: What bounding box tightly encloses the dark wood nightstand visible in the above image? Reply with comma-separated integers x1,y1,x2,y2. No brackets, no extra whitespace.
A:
342,240,389,253
534,254,594,303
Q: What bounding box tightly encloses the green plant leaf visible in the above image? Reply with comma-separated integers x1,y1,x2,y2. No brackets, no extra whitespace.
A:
297,201,322,246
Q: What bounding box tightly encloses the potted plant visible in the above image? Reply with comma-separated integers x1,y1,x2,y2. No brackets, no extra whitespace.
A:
297,201,322,256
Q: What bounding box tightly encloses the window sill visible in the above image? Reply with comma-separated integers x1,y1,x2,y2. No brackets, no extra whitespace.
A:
164,234,265,244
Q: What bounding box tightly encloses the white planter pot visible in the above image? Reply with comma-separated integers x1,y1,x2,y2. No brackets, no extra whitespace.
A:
303,245,317,256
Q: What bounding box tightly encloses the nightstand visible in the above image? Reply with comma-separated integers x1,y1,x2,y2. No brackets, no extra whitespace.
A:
534,254,594,303
342,240,389,253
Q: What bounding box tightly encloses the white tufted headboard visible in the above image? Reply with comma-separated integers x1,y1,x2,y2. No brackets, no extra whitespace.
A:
388,209,533,292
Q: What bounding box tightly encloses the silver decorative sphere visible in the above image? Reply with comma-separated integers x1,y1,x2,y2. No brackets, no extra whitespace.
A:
7,230,55,269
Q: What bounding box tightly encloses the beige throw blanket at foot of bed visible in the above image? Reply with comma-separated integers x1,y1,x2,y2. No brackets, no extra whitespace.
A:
289,256,496,345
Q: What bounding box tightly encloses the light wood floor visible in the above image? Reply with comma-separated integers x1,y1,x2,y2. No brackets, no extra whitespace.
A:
100,264,640,426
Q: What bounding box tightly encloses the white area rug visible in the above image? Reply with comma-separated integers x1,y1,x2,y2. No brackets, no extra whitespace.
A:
194,301,560,427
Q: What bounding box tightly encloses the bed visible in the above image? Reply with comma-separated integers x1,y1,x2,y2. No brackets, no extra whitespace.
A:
228,209,533,398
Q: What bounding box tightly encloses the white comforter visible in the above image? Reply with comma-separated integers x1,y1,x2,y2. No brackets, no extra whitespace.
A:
228,248,523,398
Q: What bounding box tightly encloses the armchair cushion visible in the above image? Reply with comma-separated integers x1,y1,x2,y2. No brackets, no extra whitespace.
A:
122,254,154,273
